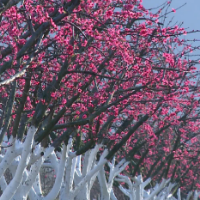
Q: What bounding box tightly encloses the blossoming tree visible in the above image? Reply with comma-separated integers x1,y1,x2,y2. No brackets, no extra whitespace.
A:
0,0,200,199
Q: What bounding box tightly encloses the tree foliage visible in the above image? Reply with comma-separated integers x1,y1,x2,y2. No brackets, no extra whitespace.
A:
0,0,200,199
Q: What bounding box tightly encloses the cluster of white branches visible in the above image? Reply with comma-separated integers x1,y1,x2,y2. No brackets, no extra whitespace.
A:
0,126,199,200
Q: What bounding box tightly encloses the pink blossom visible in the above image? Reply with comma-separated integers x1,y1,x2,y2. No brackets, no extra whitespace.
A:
82,114,87,119
172,8,176,13
106,10,113,18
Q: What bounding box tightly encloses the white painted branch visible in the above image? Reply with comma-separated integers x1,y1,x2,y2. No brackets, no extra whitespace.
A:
118,184,131,198
43,146,55,159
28,187,41,200
142,178,151,189
145,179,170,200
177,188,181,200
98,167,109,200
164,182,176,199
28,148,43,168
83,144,102,177
61,156,73,199
88,144,102,170
134,175,143,200
194,191,200,200
12,170,28,199
0,176,7,191
186,191,193,200
70,156,77,187
76,155,82,177
23,157,43,198
115,175,133,199
32,174,42,198
0,137,17,179
89,163,98,192
0,125,37,200
56,151,62,160
98,157,129,200
0,136,198,200
6,159,18,177
109,159,129,184
12,144,43,199
110,189,117,200
116,174,132,188
82,150,91,176
75,144,102,200
46,151,59,173
60,138,74,199
43,145,67,200
0,155,3,161
72,149,108,198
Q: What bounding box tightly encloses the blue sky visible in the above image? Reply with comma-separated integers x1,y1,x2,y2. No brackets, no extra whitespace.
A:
142,0,200,64
142,0,200,42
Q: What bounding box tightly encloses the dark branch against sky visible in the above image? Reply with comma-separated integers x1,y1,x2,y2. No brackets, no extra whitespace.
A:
143,0,200,41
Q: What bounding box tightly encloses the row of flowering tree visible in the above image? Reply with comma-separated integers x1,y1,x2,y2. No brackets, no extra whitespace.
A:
0,0,200,199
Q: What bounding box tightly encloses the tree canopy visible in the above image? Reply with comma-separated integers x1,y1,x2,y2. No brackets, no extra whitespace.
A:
0,0,200,199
